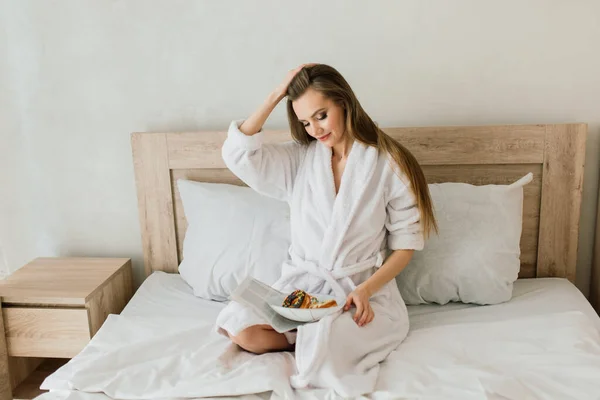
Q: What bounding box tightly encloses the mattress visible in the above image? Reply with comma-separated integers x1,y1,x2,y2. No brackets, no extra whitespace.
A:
38,272,600,400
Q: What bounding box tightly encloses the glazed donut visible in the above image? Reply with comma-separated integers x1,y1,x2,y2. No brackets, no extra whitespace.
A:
282,290,337,309
282,289,309,308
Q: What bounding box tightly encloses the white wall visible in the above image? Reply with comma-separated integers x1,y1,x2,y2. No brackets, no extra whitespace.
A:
1,0,599,295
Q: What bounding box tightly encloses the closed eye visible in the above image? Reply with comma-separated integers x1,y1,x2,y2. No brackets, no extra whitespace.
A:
303,113,327,128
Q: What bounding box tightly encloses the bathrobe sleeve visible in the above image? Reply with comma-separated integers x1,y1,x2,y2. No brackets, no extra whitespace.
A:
221,119,306,202
385,170,425,251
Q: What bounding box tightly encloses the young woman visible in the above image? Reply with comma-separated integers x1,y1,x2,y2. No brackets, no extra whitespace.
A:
215,63,437,396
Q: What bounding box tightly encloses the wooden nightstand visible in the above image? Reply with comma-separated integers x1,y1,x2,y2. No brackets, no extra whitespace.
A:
0,257,134,400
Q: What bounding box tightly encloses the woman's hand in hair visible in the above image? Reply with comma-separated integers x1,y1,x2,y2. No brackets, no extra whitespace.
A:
241,63,318,137
273,63,318,101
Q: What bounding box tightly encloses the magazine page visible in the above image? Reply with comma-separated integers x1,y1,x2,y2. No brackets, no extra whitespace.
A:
230,276,305,333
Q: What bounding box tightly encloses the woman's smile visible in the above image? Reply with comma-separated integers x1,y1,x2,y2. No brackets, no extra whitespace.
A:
317,132,332,141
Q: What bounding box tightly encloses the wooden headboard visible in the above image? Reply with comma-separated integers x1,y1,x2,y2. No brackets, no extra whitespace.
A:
131,123,587,283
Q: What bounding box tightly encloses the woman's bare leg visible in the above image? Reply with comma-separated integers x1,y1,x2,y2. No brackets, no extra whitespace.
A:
229,324,294,354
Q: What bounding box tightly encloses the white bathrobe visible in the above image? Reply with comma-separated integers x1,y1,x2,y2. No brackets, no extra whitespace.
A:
215,120,424,397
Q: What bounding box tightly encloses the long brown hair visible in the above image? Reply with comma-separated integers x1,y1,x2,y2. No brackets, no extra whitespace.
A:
285,64,438,238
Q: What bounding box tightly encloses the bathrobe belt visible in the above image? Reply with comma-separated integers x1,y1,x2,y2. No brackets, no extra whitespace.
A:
283,250,387,300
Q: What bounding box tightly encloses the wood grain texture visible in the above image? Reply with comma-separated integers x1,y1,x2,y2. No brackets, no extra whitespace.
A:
167,130,288,169
4,308,90,358
7,357,43,391
11,359,67,400
132,123,584,282
385,125,546,165
592,181,600,312
0,258,134,398
0,257,131,306
165,125,545,169
537,124,587,282
132,132,179,274
0,303,11,400
87,262,134,336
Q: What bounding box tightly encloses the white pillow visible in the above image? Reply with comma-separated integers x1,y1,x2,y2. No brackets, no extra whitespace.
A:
396,173,533,305
177,179,291,301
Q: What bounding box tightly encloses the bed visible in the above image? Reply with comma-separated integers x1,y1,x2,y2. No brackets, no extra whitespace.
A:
32,122,600,399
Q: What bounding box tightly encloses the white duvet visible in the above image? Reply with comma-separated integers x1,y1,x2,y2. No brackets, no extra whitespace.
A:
40,304,600,399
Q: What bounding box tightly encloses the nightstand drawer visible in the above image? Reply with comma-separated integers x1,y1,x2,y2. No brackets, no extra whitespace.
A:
3,307,91,357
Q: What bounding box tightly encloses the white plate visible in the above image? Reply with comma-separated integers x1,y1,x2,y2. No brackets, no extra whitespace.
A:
268,292,345,322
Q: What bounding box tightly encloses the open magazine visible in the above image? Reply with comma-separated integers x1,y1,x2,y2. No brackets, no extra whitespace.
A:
230,276,308,333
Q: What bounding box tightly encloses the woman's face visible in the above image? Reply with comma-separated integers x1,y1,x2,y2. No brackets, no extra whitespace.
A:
292,87,346,148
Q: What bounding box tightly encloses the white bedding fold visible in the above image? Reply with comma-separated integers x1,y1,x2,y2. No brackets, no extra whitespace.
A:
42,314,296,399
373,310,600,399
42,309,600,400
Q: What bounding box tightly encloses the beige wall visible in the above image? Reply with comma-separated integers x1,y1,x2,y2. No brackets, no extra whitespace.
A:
1,1,599,296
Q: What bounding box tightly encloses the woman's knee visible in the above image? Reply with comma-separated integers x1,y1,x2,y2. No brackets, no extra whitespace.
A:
230,326,266,354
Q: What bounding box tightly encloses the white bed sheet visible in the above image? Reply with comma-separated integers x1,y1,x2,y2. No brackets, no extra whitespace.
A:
119,271,600,331
38,272,600,400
